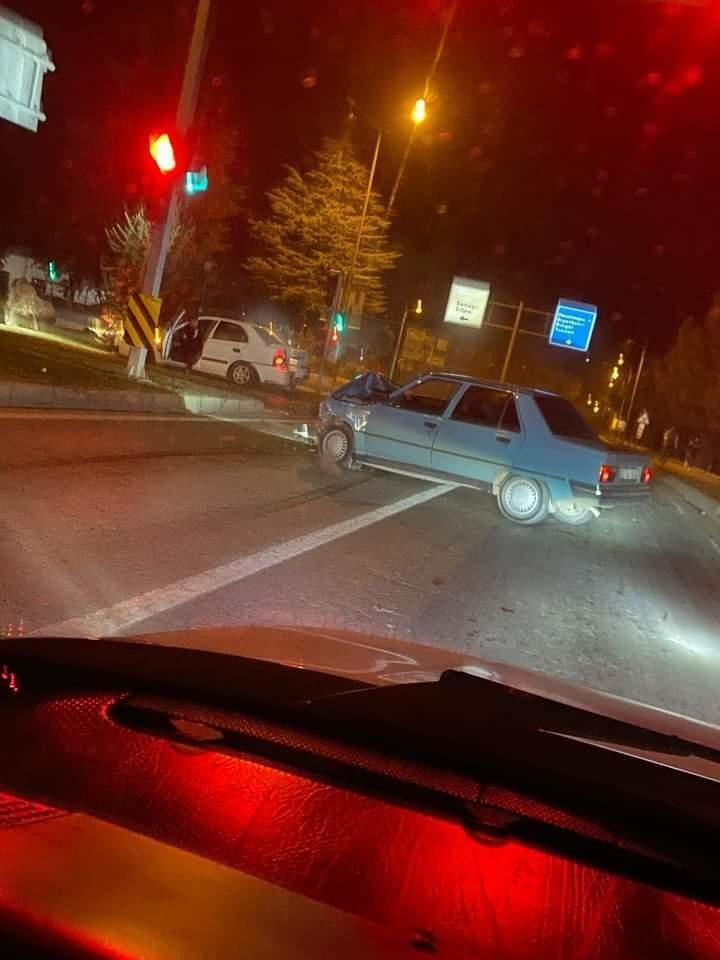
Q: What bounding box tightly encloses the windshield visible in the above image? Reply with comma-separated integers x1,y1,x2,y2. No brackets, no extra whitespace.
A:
4,0,720,753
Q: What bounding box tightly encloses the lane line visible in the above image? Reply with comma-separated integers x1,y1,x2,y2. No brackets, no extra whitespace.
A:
31,482,457,638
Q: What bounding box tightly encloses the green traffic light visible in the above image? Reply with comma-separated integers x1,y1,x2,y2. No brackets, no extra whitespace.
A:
334,312,345,333
47,260,59,282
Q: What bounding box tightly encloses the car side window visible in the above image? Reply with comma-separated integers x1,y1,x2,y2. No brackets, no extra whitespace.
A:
212,321,248,343
393,379,460,416
451,386,520,433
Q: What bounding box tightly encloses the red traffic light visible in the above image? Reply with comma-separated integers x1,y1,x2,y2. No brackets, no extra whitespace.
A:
149,133,176,173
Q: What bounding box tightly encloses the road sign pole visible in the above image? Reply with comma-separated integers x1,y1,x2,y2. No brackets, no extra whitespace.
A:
389,305,411,381
499,301,524,383
142,0,211,297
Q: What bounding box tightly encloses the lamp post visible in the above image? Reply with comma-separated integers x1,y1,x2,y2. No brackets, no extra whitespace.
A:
386,0,458,214
345,96,426,309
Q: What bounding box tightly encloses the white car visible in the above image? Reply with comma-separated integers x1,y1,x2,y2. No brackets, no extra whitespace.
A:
162,315,309,388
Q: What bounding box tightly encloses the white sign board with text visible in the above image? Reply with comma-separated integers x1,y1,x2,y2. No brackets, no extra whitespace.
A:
443,276,490,329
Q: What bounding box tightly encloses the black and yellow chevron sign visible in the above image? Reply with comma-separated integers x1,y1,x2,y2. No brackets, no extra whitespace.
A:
123,292,163,357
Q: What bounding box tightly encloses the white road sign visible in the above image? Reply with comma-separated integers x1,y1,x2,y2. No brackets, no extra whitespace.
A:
443,276,490,328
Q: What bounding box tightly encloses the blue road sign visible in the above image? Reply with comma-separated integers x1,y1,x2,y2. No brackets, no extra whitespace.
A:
548,299,597,352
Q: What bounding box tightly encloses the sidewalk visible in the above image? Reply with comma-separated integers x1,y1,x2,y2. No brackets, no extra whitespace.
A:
657,458,720,520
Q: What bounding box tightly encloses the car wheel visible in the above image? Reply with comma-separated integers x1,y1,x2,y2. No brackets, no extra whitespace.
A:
319,425,353,468
497,475,549,525
228,362,257,387
554,501,594,526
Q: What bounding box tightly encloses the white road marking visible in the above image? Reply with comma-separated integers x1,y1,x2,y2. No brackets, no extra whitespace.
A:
32,482,457,638
709,539,720,556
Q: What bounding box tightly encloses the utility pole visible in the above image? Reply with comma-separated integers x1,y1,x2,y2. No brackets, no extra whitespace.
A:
389,300,422,381
142,0,212,297
317,271,345,392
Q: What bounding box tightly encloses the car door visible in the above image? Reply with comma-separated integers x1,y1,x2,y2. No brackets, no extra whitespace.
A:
430,385,523,485
363,377,461,468
195,320,248,376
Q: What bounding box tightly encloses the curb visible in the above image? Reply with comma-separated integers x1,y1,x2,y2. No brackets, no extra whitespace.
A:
659,472,720,522
0,381,264,417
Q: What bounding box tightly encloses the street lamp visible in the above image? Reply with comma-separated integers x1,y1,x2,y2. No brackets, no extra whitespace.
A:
411,97,427,125
386,95,429,214
345,95,427,308
344,100,383,312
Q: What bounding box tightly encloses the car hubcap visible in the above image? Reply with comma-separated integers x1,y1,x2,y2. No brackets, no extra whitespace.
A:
234,365,251,384
324,430,348,461
504,478,540,518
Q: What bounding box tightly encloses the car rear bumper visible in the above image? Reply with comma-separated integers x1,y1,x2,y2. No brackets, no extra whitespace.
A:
261,365,292,387
571,481,652,504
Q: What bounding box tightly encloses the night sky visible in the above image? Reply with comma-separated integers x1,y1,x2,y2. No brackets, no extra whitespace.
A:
4,0,720,351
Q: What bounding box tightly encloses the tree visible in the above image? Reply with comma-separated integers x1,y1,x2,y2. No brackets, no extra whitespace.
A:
245,139,399,324
652,297,720,448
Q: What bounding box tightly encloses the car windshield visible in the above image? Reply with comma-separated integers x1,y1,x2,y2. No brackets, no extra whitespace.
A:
4,0,720,765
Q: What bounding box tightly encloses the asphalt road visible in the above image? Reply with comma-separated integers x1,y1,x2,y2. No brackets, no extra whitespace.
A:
4,410,720,726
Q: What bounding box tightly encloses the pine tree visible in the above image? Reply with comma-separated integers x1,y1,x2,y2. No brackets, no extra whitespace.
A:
246,139,399,322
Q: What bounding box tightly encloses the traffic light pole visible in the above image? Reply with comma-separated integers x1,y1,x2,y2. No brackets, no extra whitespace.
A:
142,0,211,297
317,271,344,392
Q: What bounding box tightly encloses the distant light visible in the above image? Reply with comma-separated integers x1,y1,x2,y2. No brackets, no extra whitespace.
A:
47,260,59,283
415,298,423,314
412,97,427,124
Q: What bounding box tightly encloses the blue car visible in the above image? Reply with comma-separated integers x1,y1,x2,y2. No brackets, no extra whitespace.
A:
318,372,652,525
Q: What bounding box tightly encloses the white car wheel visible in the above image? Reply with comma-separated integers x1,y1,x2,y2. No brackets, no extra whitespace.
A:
497,475,549,525
228,362,256,386
554,502,594,526
320,426,353,467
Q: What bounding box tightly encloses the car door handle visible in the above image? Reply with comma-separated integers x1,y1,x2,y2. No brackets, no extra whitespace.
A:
232,347,243,353
496,435,511,444
424,421,438,429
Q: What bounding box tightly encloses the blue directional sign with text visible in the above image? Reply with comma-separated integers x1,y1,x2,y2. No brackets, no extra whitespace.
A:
549,299,597,352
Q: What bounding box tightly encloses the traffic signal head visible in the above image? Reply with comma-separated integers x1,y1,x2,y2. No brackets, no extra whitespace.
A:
47,260,59,283
185,166,209,195
149,133,177,173
334,312,346,334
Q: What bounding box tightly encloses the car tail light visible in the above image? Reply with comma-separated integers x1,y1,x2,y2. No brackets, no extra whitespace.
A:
273,348,288,370
599,464,616,484
642,466,652,484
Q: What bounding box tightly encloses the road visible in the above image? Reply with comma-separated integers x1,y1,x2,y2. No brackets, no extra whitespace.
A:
3,410,720,726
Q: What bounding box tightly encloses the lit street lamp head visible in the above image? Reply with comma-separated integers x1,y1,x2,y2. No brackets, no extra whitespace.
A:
412,97,427,125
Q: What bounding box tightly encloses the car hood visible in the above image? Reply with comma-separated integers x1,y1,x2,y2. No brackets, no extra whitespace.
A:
130,624,720,751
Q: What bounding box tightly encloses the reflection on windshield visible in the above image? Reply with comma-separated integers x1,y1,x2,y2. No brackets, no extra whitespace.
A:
3,0,720,741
